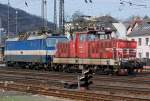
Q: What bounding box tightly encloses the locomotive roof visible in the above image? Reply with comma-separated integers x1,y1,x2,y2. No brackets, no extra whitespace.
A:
77,30,111,35
6,34,67,41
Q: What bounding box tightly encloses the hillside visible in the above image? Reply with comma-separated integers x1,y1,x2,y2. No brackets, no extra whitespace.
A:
0,3,54,34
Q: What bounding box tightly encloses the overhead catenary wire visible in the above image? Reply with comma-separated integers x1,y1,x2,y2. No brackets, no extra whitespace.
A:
7,0,10,35
85,0,92,3
120,0,147,7
118,0,150,12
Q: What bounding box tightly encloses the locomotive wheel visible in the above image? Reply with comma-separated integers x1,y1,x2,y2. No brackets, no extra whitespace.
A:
117,69,128,76
95,66,114,75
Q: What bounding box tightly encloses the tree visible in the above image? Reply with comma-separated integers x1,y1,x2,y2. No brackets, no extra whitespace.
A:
143,15,149,19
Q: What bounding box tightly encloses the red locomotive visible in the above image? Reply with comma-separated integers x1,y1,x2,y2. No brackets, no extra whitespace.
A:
54,29,143,75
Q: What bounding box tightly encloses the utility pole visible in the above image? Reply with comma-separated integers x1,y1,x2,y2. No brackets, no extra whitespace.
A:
41,0,47,31
15,10,18,34
0,18,2,29
0,17,2,45
59,0,64,34
41,0,44,28
7,0,10,36
44,0,48,28
54,0,57,32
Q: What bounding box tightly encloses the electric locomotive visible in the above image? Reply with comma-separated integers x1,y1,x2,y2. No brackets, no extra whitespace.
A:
4,33,68,69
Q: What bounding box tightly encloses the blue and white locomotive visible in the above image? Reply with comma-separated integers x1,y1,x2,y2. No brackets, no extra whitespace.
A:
4,34,68,69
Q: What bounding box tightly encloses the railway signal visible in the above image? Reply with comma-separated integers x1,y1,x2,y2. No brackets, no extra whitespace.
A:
79,69,93,90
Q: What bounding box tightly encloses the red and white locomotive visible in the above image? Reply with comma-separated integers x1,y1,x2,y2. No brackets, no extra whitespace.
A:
53,29,143,75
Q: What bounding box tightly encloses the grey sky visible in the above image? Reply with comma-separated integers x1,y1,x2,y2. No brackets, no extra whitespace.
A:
0,0,150,21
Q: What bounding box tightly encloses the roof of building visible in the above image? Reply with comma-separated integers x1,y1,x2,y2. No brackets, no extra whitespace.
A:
113,23,126,38
127,18,150,37
94,16,118,31
123,21,130,29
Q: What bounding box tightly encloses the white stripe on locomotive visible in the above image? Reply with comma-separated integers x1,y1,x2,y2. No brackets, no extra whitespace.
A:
4,50,56,56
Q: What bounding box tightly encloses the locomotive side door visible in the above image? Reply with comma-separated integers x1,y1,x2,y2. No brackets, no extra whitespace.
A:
45,38,57,63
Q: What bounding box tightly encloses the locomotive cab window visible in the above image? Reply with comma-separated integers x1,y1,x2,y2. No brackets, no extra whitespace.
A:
46,38,56,47
79,34,87,41
46,38,68,47
57,38,68,42
87,34,98,40
79,34,98,41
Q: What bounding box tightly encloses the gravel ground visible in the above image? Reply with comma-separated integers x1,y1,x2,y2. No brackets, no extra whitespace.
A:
0,90,74,101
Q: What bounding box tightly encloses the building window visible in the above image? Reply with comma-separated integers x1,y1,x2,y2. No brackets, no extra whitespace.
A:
138,38,142,46
138,52,142,58
146,52,149,58
145,38,149,46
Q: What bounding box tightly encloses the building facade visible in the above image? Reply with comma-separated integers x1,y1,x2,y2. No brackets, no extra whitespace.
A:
128,35,150,59
127,18,150,66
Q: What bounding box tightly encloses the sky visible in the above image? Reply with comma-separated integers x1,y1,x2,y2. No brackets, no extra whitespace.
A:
0,0,150,22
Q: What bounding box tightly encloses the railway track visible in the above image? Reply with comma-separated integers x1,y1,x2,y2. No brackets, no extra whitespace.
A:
0,68,150,100
0,68,149,85
0,72,149,90
91,85,150,99
0,70,150,90
1,67,150,78
0,76,149,94
0,82,149,101
0,68,150,80
0,68,150,90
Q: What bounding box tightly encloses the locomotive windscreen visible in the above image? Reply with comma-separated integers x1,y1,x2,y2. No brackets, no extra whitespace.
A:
46,38,57,47
46,37,68,47
79,33,99,41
